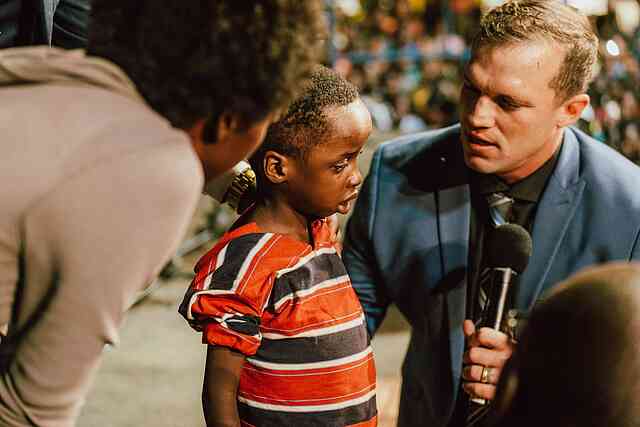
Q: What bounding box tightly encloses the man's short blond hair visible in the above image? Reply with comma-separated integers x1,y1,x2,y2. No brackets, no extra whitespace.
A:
472,0,598,100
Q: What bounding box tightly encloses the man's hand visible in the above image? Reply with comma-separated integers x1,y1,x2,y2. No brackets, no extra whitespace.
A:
461,319,514,400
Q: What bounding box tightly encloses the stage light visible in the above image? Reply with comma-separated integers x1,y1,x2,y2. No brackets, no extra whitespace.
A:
605,39,620,57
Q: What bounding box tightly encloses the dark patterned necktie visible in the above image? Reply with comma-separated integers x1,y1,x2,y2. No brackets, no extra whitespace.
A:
486,192,514,227
478,192,514,314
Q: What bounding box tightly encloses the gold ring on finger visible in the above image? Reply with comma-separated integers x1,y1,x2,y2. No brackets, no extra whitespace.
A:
480,366,491,384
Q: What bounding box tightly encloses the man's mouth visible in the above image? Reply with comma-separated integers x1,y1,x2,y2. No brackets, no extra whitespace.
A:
463,131,498,149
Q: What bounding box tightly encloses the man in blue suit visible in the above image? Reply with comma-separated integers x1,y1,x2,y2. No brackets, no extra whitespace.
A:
343,1,640,426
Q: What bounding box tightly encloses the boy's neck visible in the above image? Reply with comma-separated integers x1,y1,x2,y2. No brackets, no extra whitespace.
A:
245,196,317,244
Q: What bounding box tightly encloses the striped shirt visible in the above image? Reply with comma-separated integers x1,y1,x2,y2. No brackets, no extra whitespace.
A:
179,219,377,426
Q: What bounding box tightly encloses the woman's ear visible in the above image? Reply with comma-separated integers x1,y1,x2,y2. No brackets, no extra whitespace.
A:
189,112,242,146
263,150,291,185
210,111,242,145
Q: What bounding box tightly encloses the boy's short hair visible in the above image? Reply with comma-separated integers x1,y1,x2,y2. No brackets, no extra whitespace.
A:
259,65,359,160
249,65,359,193
87,0,325,130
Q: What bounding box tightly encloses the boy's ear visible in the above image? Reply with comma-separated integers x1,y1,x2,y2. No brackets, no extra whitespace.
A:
263,150,291,184
556,94,589,128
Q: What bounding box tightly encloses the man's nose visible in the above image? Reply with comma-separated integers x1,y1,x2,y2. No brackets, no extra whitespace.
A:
467,95,495,129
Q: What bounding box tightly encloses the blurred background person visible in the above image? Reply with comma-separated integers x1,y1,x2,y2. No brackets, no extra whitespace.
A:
492,262,640,427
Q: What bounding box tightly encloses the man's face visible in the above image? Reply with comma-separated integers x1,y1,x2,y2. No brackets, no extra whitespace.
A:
459,42,567,183
287,99,372,219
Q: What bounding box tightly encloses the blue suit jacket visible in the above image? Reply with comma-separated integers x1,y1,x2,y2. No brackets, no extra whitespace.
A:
343,124,640,426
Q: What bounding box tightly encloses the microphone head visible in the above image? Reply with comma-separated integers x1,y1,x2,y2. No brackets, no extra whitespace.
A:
487,223,533,274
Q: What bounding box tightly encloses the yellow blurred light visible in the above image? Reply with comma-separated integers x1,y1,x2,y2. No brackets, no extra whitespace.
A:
408,0,428,13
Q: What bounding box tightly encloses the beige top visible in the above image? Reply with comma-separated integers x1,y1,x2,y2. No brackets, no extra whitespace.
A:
0,46,204,333
0,47,206,426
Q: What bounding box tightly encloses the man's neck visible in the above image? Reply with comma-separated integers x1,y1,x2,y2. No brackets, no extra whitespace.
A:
497,130,563,184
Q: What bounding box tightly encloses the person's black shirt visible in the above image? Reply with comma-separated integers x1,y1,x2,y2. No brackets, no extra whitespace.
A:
51,0,89,49
0,0,88,49
0,0,23,48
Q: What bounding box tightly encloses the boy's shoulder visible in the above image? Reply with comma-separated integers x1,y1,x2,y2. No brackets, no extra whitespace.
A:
193,224,312,280
193,230,261,272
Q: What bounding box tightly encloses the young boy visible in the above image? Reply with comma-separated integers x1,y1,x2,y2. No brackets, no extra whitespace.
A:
179,66,376,427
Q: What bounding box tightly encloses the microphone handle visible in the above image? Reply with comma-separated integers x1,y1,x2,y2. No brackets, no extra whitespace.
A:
471,267,515,406
491,267,513,330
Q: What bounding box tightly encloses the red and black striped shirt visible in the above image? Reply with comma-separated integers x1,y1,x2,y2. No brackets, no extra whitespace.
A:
179,219,377,426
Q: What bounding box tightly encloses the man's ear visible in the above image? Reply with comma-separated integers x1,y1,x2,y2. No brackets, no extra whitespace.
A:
263,150,291,185
556,94,590,128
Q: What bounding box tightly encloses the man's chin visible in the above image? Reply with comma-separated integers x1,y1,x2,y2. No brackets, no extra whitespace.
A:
462,154,499,175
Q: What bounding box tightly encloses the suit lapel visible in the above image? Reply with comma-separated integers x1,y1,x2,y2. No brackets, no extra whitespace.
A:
516,130,585,309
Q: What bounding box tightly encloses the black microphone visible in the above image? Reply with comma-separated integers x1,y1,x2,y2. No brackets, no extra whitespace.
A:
469,223,533,411
480,223,533,331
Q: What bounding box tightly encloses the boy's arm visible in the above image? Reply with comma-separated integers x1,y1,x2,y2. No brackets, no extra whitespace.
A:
202,346,246,427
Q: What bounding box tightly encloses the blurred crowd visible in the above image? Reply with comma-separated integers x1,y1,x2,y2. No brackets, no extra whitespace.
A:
587,11,640,163
331,0,640,164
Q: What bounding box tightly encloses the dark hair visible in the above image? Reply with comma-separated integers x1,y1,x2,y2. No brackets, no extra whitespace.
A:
492,262,640,427
249,65,359,193
87,0,325,129
472,0,598,100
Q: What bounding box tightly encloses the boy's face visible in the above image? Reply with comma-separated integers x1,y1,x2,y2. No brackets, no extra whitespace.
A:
287,99,372,219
